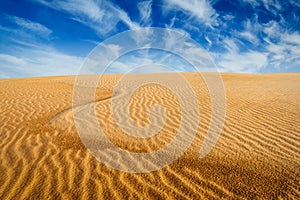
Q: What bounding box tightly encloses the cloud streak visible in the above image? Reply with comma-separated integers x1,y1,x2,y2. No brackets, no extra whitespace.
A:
163,0,218,27
0,46,83,79
5,15,52,39
0,15,83,78
32,0,141,36
138,0,153,26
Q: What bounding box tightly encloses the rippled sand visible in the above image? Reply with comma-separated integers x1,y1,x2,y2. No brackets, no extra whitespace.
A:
0,73,299,199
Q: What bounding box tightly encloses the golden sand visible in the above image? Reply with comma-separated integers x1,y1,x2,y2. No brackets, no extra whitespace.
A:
0,73,299,199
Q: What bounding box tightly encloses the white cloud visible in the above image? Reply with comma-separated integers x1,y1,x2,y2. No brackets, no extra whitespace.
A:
163,0,217,27
241,0,282,12
215,50,268,73
0,46,83,78
260,19,300,69
263,20,283,39
138,0,152,26
166,16,176,28
222,14,235,21
0,54,27,66
218,14,300,72
265,34,300,69
116,8,141,30
105,44,121,58
108,50,190,74
240,0,260,7
0,14,84,78
281,32,300,45
239,31,259,44
6,15,52,39
223,38,240,53
210,22,267,72
288,0,300,7
261,0,282,12
204,35,212,48
32,0,141,36
237,19,259,44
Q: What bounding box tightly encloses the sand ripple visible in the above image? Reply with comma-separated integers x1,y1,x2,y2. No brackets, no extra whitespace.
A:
0,73,299,199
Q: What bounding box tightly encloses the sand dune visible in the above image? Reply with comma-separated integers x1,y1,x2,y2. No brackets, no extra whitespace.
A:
0,73,299,199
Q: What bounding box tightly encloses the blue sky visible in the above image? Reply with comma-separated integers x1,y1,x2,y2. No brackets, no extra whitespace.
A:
0,0,299,78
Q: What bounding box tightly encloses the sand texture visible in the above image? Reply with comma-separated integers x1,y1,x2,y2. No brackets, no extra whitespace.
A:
0,73,299,199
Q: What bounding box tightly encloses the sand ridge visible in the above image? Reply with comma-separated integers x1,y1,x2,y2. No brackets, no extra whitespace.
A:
0,73,299,199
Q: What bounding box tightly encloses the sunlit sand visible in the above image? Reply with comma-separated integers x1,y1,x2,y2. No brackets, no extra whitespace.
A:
0,73,299,199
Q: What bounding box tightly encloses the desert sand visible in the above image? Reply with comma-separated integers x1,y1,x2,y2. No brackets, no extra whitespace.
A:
0,73,299,199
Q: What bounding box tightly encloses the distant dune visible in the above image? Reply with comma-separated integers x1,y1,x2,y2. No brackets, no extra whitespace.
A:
0,73,299,199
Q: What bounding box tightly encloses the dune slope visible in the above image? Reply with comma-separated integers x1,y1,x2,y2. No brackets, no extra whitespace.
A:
0,73,299,199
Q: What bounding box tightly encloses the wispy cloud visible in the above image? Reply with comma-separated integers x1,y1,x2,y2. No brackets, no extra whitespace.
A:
240,0,260,7
244,16,300,71
215,50,268,73
138,0,153,26
0,54,27,66
237,19,259,44
5,15,52,39
31,0,141,36
0,46,83,79
1,0,299,78
288,0,300,7
102,50,192,74
265,31,300,69
211,8,300,73
211,35,268,73
163,0,218,27
240,0,282,11
0,14,83,78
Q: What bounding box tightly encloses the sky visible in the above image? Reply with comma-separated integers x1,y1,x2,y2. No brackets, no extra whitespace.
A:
0,0,299,78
